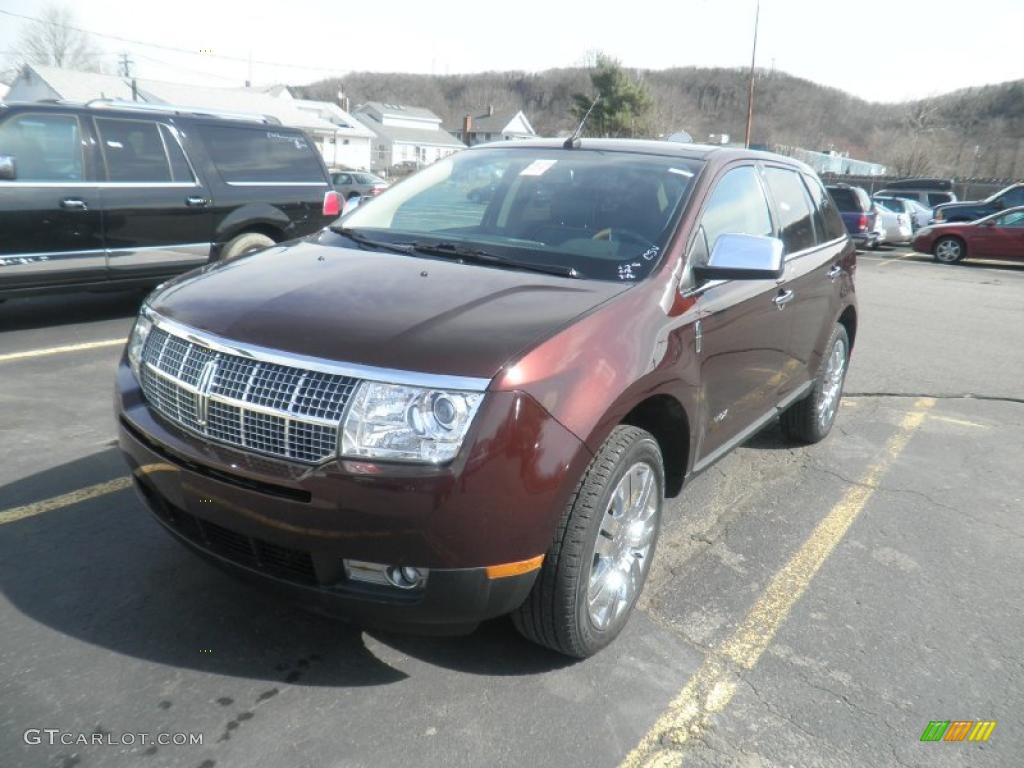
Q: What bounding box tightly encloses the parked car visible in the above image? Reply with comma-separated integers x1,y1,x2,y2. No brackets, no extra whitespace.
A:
0,100,340,299
873,202,913,244
874,195,930,231
827,183,880,248
330,169,389,200
911,206,1024,264
117,139,857,658
875,177,957,209
933,182,1024,224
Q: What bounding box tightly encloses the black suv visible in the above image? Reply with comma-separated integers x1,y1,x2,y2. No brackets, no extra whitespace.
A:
0,100,340,298
934,183,1024,224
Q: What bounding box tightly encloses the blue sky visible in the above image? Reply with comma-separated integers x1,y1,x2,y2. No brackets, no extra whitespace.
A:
2,0,1022,102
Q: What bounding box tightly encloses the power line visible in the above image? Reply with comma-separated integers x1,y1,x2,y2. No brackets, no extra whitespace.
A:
0,9,348,75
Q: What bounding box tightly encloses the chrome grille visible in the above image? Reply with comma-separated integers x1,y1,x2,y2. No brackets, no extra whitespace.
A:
139,326,358,463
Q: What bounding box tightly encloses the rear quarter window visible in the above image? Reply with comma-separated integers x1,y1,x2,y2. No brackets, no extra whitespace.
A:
197,124,325,183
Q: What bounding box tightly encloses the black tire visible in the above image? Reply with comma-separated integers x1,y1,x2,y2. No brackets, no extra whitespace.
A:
512,425,664,658
932,235,965,264
220,232,275,261
781,324,850,444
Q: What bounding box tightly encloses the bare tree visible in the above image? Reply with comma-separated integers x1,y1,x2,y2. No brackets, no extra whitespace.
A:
8,4,104,74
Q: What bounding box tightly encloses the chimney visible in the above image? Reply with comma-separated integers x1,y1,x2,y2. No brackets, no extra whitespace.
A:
487,104,494,116
462,114,473,138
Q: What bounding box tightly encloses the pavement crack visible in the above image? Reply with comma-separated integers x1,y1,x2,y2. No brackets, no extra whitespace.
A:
845,391,1024,405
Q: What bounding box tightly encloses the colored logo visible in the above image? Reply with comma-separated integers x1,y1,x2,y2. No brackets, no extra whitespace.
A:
920,721,996,742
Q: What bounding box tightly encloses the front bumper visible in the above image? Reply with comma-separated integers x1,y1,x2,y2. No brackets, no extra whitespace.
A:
116,360,591,630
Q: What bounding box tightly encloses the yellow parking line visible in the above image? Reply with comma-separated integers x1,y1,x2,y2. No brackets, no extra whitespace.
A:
0,338,125,363
927,414,988,429
0,463,176,525
877,252,917,267
621,397,936,768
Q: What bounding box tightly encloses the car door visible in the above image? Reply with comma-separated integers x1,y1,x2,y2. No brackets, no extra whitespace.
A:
94,116,213,278
0,110,106,290
970,211,1024,259
684,164,792,466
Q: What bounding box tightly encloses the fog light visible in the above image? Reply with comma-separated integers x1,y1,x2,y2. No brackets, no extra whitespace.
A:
344,560,428,590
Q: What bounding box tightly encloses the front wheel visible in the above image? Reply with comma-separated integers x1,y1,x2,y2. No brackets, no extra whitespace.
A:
781,324,850,444
512,426,664,658
933,236,965,264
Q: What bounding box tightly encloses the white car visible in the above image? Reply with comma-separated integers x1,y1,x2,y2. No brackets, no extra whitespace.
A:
875,196,931,231
873,203,913,244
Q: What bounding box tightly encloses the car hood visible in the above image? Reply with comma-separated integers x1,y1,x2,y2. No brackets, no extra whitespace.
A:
147,232,630,381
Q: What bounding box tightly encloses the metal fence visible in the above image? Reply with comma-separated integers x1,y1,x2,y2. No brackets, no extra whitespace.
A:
819,174,1018,201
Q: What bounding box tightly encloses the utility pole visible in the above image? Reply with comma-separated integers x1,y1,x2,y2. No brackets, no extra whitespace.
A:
744,0,760,149
119,52,134,78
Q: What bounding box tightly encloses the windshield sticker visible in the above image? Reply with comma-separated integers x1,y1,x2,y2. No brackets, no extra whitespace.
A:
641,246,660,261
618,262,641,280
519,159,557,177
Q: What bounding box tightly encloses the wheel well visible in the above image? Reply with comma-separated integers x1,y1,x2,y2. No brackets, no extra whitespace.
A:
233,223,283,243
621,395,689,498
838,305,857,351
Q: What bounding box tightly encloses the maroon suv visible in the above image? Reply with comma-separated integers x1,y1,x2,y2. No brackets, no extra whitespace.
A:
116,139,857,658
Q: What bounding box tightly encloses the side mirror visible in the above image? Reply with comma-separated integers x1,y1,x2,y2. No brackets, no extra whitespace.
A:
692,233,785,282
0,155,15,181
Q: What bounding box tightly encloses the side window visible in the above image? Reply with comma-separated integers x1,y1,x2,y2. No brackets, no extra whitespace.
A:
160,125,194,183
1000,187,1024,207
97,118,172,182
997,211,1024,228
697,166,773,262
805,175,847,241
763,167,816,254
196,124,325,183
928,192,952,206
0,113,83,181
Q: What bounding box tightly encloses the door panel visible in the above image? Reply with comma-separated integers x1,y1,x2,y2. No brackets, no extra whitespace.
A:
95,117,212,276
696,279,792,460
0,112,105,289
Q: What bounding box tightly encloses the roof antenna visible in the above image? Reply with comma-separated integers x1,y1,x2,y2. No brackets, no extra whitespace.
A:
564,94,600,149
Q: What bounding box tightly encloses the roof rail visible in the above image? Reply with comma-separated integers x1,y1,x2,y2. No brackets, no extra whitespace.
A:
83,98,282,125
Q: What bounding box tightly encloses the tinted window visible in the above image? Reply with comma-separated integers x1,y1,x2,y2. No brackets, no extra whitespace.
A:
874,198,902,213
827,186,870,212
0,113,82,181
342,148,701,283
97,118,172,182
700,166,773,255
805,175,847,241
928,192,952,206
764,167,816,253
198,125,325,183
1000,186,1024,207
160,125,194,183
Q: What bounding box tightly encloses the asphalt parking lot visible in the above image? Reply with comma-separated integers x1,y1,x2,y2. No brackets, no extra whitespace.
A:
2,246,1022,768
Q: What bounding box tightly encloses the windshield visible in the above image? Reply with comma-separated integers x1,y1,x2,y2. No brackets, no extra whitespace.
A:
338,147,702,282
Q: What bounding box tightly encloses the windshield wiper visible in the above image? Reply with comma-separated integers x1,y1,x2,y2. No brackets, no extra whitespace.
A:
410,241,582,279
332,227,416,255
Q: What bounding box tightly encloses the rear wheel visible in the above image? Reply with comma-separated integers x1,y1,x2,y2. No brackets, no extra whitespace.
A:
933,236,965,264
220,232,275,261
781,324,850,444
512,426,663,658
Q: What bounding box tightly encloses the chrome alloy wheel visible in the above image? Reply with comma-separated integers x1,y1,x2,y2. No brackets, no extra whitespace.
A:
586,462,659,631
934,238,962,263
817,336,848,430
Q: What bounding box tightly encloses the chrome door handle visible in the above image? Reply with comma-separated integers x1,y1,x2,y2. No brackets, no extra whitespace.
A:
773,289,795,309
60,198,87,211
185,196,210,207
827,264,842,281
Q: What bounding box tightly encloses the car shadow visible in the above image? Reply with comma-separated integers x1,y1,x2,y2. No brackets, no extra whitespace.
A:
0,449,572,689
0,288,144,332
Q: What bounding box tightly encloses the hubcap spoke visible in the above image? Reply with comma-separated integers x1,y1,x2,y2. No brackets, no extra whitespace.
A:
587,461,660,630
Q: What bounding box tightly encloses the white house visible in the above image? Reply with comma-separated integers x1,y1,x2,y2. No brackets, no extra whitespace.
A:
449,107,536,146
4,64,374,170
352,102,464,174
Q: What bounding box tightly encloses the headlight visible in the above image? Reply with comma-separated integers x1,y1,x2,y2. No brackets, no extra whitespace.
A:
127,307,153,381
340,382,483,463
